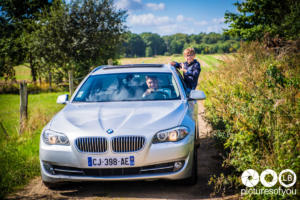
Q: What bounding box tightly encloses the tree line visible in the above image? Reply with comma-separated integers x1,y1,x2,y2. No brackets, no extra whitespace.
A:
120,32,240,58
1,0,298,88
0,0,127,87
0,0,239,87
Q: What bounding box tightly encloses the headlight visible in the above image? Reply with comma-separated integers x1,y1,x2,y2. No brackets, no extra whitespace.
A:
42,129,70,145
153,127,189,143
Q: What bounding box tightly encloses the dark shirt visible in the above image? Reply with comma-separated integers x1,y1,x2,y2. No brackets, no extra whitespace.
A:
174,59,201,90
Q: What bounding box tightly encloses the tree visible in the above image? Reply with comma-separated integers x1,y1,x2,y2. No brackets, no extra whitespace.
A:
224,0,300,40
169,40,184,54
36,0,127,79
0,0,53,81
140,32,166,56
202,33,221,44
162,33,189,54
145,46,153,57
122,32,146,57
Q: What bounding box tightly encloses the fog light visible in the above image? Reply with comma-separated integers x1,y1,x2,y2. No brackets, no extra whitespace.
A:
174,161,183,171
43,162,55,175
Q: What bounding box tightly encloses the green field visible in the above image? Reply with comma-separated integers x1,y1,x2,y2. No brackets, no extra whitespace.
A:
0,93,65,137
119,54,225,72
0,93,65,198
4,54,226,83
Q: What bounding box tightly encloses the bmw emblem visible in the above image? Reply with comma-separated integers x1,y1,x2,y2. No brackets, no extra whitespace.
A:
106,129,114,134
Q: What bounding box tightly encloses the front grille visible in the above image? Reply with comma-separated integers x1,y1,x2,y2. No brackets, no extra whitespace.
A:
75,137,107,153
44,161,183,177
111,136,145,152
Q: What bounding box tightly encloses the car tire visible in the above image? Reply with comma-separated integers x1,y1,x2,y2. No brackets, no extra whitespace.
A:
181,147,198,185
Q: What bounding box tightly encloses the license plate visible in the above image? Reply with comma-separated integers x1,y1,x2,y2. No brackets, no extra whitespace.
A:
87,156,135,167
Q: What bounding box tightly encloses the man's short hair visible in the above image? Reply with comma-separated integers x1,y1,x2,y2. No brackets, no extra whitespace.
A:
183,48,196,56
145,75,157,81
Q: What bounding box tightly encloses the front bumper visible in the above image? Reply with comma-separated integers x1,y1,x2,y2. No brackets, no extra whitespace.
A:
40,134,194,183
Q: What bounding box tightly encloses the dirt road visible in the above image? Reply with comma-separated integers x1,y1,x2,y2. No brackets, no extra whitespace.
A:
7,102,238,200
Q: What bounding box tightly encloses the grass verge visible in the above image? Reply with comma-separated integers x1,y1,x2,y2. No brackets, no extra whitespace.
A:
0,93,65,198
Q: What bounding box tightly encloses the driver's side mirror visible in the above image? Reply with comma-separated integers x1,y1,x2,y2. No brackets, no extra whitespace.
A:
188,90,206,100
57,94,69,104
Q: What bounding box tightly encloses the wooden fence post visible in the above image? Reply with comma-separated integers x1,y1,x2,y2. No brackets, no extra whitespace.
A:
49,70,52,91
19,81,28,134
68,70,74,96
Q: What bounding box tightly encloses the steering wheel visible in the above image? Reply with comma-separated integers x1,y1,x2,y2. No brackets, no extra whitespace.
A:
143,90,168,100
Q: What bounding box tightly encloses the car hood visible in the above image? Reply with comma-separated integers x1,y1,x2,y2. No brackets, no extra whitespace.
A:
50,101,186,135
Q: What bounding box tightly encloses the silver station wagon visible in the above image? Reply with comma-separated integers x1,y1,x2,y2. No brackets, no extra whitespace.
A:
39,64,206,188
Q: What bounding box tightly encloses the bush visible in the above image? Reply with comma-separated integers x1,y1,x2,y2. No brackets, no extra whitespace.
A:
0,82,19,94
199,42,300,199
164,52,171,56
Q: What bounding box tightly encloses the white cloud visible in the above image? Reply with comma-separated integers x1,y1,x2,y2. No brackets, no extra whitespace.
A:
115,0,165,11
212,17,225,24
205,18,226,33
157,24,179,35
176,15,184,22
124,8,226,35
156,23,198,35
146,3,165,11
128,13,171,26
176,14,207,26
206,25,224,33
194,20,208,26
176,14,194,22
115,0,143,11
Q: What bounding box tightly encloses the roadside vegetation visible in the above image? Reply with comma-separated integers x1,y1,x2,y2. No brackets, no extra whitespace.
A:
0,93,65,198
203,0,299,198
199,42,299,199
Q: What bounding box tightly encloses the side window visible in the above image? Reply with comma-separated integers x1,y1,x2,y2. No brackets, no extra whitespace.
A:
175,69,188,96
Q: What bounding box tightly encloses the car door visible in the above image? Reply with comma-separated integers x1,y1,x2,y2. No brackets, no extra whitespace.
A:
175,69,199,146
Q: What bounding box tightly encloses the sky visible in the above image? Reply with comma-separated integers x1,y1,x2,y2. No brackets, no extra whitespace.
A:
115,0,239,36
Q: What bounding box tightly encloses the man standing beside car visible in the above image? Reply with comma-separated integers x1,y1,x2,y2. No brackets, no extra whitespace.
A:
170,48,201,92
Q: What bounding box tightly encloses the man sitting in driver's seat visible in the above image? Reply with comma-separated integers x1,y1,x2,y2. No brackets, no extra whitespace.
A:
142,76,166,99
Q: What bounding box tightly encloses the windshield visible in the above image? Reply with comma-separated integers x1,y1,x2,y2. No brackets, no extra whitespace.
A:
73,72,181,102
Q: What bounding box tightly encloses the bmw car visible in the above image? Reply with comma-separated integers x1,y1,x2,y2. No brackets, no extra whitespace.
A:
39,64,206,188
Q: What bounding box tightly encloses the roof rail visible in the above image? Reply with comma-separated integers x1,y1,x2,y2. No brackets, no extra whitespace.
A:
91,66,104,73
102,64,163,70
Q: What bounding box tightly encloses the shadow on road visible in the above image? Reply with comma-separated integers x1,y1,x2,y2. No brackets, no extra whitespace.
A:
52,139,222,200
9,137,227,200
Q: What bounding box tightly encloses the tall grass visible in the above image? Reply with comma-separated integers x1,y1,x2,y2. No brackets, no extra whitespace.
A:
199,42,299,199
0,93,65,198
